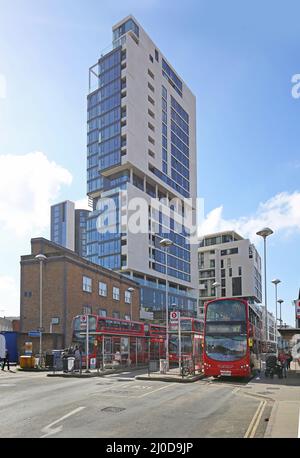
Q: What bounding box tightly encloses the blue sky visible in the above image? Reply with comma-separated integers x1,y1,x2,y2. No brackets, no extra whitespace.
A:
0,0,299,324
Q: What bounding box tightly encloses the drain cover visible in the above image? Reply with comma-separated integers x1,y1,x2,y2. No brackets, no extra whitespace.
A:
101,407,126,413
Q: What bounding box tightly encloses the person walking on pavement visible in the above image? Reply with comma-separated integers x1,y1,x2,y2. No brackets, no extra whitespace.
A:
74,346,81,372
286,351,293,370
278,350,288,378
1,349,10,371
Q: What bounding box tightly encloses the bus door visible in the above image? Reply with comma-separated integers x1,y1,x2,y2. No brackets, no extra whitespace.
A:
120,337,129,365
130,337,137,366
193,334,202,371
136,337,144,364
104,336,112,363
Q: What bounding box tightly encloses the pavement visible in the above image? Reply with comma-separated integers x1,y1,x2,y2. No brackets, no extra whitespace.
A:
0,367,299,438
135,367,205,383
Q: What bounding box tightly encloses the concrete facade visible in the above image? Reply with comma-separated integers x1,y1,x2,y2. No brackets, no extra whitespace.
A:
198,231,262,316
86,16,198,317
20,238,140,347
50,201,75,251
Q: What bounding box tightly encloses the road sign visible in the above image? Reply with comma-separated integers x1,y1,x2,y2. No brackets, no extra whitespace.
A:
170,311,179,321
28,331,40,338
51,317,60,325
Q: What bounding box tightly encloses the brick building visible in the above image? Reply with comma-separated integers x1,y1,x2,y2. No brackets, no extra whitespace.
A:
20,238,140,347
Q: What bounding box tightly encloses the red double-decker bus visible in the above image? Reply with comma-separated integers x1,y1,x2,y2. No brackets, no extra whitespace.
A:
203,298,262,378
72,315,147,366
169,317,204,371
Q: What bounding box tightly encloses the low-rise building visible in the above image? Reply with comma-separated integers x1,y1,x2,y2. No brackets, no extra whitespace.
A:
0,318,13,332
198,231,262,316
20,238,140,347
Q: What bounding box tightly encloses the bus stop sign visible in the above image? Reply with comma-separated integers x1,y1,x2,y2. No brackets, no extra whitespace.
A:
170,311,179,321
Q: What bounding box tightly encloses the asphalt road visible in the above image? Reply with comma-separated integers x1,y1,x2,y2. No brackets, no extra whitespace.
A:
0,370,272,438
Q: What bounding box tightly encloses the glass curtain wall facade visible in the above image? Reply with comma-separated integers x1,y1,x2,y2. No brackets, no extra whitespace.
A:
87,46,128,269
86,16,198,318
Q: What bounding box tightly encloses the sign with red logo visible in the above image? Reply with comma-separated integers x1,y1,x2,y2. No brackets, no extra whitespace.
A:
80,315,87,329
169,311,180,332
170,311,179,321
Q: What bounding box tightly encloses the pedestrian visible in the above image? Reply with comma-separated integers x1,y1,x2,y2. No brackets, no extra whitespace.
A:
114,351,121,365
74,346,81,372
1,349,10,371
278,350,288,378
62,348,68,373
286,351,293,370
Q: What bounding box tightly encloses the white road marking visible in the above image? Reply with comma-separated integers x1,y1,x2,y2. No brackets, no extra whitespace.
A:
137,383,173,398
244,400,267,438
40,406,86,438
0,384,16,387
91,381,173,399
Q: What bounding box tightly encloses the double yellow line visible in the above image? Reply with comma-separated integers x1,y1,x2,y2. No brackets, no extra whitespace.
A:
244,400,267,438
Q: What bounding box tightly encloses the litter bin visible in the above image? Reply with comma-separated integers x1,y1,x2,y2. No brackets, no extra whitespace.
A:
52,350,63,371
45,354,54,368
160,359,167,374
20,355,35,369
62,356,68,372
68,357,75,372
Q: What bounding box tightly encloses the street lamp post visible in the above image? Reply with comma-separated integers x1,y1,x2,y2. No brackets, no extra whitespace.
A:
127,287,135,320
278,299,284,327
272,279,281,354
159,238,173,371
212,282,221,299
35,254,47,367
256,228,273,348
277,299,284,350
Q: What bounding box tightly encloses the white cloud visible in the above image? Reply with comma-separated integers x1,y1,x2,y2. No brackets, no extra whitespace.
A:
0,74,6,99
0,276,19,316
75,197,91,211
0,152,72,237
198,191,300,242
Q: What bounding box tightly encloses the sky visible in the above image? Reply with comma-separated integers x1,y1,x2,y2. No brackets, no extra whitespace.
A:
0,0,299,324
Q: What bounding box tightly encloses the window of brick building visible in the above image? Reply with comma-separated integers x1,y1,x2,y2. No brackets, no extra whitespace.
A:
99,282,107,297
83,305,92,314
113,287,120,301
83,276,92,293
125,290,131,304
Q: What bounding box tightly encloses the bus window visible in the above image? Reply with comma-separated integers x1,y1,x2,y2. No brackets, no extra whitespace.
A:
206,300,246,322
180,320,192,331
89,316,97,331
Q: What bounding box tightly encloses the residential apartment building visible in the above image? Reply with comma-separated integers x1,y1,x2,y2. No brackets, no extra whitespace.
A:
51,201,75,251
75,209,90,258
86,16,198,318
20,238,140,346
51,201,91,258
198,231,262,316
0,317,13,332
259,306,277,351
